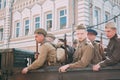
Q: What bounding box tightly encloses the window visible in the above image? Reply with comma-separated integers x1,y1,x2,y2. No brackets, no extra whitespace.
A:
0,28,3,41
4,0,6,8
15,22,20,37
46,13,52,31
114,15,117,23
0,0,2,9
59,9,67,29
105,12,110,22
94,7,101,28
24,20,29,35
35,16,40,29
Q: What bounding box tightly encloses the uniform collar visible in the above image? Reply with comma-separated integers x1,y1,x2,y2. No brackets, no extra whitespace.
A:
40,39,47,45
110,34,118,41
78,38,89,45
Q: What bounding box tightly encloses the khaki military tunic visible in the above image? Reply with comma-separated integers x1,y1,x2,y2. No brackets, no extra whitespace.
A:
91,41,104,64
69,39,94,68
28,41,57,70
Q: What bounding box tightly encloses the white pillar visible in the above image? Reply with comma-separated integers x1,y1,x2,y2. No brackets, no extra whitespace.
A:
77,0,89,25
4,0,11,48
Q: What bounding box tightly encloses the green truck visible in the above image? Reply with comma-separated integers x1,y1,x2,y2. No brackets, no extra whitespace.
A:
0,48,120,80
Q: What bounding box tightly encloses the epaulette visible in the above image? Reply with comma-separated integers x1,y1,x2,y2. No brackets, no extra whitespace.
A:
85,40,94,48
85,40,91,45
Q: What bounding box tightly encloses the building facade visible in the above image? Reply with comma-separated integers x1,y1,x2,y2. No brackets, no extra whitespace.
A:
0,0,120,51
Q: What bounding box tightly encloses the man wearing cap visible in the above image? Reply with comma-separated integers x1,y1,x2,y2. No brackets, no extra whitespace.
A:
59,24,94,72
87,29,104,64
93,22,120,71
22,28,57,74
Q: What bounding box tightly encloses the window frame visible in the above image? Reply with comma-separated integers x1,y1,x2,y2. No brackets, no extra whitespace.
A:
34,16,40,30
24,19,30,36
104,11,110,22
45,12,52,31
0,0,2,9
4,0,6,8
58,8,67,29
15,21,20,38
94,7,101,29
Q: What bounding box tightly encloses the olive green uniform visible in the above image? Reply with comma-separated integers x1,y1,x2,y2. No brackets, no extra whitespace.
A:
28,41,57,70
91,41,104,64
69,39,94,68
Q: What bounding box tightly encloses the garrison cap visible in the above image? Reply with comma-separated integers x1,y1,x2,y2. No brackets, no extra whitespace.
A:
34,28,47,36
76,24,86,30
87,29,98,35
46,33,56,40
105,22,116,29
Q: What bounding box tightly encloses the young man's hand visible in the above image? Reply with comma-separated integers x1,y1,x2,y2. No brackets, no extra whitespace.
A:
59,64,69,72
93,64,101,71
21,67,29,74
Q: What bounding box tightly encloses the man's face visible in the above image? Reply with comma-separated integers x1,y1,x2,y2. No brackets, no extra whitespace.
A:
87,33,96,41
75,29,87,42
34,34,44,43
105,28,116,39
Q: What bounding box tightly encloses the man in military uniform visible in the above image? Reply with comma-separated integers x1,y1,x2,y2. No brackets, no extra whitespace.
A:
93,22,120,71
22,28,57,74
87,29,104,64
59,24,94,72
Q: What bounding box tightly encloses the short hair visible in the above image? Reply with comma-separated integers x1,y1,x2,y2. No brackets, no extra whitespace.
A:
76,24,86,30
105,22,116,29
34,28,47,37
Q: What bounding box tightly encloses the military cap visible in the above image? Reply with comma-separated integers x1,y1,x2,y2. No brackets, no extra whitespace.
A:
87,29,98,35
46,33,56,40
76,24,86,30
105,22,116,29
34,28,47,36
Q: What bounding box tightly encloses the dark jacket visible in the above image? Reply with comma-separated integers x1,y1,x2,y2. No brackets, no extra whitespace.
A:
100,34,120,67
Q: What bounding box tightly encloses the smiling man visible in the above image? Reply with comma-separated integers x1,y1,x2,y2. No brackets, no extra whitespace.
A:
59,24,94,72
93,22,120,71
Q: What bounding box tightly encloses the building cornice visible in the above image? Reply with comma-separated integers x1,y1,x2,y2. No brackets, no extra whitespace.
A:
13,0,45,12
